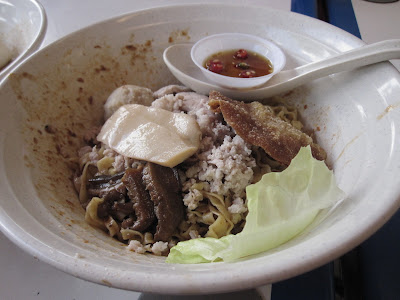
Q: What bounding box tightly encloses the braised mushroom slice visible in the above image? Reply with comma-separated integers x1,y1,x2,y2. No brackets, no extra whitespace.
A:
143,162,184,242
87,172,126,198
87,172,126,215
208,90,326,166
96,189,127,219
122,167,155,232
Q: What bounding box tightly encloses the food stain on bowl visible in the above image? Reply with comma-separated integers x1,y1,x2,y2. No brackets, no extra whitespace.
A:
167,28,191,44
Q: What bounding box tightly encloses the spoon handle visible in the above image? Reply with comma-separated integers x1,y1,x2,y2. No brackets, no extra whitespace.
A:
268,39,400,93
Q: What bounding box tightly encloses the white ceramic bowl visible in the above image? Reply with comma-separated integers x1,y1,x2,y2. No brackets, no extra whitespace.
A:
0,0,46,80
191,33,286,89
0,3,400,295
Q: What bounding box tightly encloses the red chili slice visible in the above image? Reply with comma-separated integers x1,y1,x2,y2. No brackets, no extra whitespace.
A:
208,59,224,73
239,70,256,78
234,49,248,59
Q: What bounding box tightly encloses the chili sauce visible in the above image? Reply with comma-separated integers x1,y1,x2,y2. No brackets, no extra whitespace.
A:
204,49,273,78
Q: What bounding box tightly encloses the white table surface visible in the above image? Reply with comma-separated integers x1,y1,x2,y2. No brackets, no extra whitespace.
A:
1,0,399,299
352,0,400,70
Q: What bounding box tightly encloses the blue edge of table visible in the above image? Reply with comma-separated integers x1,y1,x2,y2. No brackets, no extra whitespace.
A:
272,1,400,299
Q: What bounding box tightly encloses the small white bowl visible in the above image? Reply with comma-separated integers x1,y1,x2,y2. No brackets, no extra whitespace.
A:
0,0,47,80
190,33,286,89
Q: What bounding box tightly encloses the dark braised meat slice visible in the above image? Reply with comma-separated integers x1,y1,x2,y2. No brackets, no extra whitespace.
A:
208,90,327,166
143,162,184,242
97,189,127,219
111,202,135,222
87,172,126,217
87,172,126,198
122,167,156,232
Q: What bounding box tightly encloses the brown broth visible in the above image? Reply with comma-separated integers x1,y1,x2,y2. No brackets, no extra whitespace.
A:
204,49,273,78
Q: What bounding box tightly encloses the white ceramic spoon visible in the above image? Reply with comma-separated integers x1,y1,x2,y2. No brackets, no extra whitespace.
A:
163,39,400,101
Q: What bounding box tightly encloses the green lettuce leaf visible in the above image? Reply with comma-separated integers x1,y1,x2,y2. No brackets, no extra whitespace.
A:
166,146,345,264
